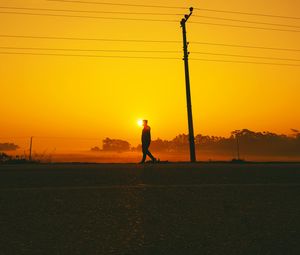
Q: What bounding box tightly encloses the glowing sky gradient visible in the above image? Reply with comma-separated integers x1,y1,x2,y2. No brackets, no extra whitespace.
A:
1,0,300,150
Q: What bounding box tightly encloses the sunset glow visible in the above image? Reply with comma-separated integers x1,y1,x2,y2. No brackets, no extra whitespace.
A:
0,0,299,156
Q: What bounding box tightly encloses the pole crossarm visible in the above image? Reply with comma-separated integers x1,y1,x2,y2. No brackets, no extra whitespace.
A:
181,7,194,24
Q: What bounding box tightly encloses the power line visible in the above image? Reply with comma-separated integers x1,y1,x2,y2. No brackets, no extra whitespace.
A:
195,7,300,21
1,51,299,67
0,51,179,60
0,46,180,53
0,6,182,16
0,137,29,140
0,136,101,140
192,51,300,62
1,6,298,29
48,0,300,20
47,0,187,10
191,41,300,52
1,34,300,53
190,21,300,33
35,136,102,140
0,34,180,43
190,58,300,67
2,11,299,33
194,15,300,29
0,11,178,23
1,46,299,62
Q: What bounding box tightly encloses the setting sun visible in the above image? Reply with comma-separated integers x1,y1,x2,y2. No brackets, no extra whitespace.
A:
137,119,143,127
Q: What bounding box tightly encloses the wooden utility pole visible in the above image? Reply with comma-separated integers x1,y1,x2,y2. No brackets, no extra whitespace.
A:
29,136,33,161
181,7,196,162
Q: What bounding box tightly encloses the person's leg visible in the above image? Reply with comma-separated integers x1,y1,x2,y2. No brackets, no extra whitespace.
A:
146,148,156,162
140,145,147,163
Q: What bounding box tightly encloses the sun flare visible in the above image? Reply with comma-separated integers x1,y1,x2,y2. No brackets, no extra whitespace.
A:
137,119,143,127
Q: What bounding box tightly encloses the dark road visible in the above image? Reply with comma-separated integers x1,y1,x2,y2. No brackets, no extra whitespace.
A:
0,163,299,254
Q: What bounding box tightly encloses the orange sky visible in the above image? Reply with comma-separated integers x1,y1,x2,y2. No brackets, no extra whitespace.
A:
1,0,300,151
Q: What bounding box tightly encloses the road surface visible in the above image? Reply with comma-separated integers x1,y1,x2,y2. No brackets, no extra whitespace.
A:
0,163,299,254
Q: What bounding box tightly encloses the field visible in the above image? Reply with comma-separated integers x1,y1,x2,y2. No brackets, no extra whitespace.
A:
0,163,299,254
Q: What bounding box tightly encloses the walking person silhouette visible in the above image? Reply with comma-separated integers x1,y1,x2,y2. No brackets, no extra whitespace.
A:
139,120,157,164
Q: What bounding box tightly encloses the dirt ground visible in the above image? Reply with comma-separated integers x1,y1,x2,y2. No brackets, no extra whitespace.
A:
0,163,299,254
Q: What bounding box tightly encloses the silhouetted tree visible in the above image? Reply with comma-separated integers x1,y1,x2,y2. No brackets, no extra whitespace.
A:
0,143,19,151
0,152,11,162
90,146,101,152
102,138,130,152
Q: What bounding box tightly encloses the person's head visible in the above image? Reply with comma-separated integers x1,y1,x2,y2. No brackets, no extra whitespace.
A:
143,120,148,127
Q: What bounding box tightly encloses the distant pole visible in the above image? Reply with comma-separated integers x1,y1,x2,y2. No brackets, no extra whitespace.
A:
29,136,33,161
236,135,240,160
181,7,196,163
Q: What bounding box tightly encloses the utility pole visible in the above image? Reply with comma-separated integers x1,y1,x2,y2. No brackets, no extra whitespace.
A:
181,7,196,162
29,136,33,161
236,135,240,160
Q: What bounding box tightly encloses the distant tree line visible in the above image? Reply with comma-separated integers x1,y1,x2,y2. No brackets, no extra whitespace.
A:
2,130,300,158
0,143,19,151
91,138,131,153
98,129,300,157
0,152,11,162
0,152,28,163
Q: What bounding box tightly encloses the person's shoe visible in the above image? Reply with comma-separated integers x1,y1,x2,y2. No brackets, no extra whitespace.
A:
138,161,145,164
151,158,158,163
